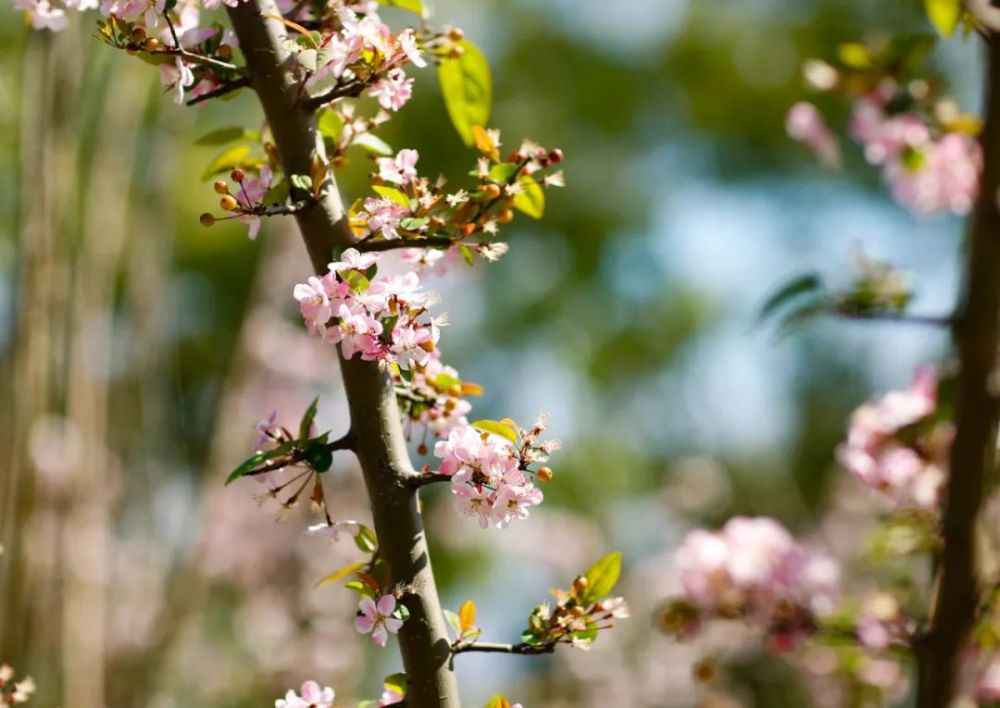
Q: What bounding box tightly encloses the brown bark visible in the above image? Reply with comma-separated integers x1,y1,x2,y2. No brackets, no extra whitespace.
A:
916,32,1000,708
224,4,460,706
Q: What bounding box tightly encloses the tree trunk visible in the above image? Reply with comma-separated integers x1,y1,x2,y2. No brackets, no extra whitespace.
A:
917,32,1000,708
224,4,461,706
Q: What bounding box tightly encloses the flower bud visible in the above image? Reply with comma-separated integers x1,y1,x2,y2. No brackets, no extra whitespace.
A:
448,45,465,59
217,44,233,60
448,383,463,397
447,27,464,41
483,183,502,200
213,180,229,195
220,195,239,211
131,27,146,43
199,212,215,227
548,148,564,163
572,575,589,596
537,466,553,482
461,222,477,236
230,168,245,183
497,208,514,224
144,37,161,52
419,339,436,352
417,443,428,456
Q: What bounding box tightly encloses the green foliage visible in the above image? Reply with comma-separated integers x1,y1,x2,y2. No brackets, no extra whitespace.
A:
580,551,622,605
924,0,961,36
471,419,518,443
512,175,544,219
438,39,492,145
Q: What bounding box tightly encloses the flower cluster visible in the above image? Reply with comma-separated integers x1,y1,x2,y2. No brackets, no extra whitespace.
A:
202,167,275,239
275,680,335,708
0,665,34,707
663,517,839,643
301,4,428,113
293,248,443,369
788,41,982,215
348,136,563,261
433,417,558,529
836,366,951,510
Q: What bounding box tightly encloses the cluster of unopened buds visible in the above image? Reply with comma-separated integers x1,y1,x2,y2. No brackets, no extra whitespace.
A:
0,665,34,707
663,516,840,647
786,40,982,215
836,366,951,511
520,560,629,650
395,352,480,441
293,248,444,369
200,167,275,239
432,417,559,529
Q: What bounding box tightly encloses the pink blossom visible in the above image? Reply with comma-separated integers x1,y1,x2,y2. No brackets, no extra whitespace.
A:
236,165,272,209
252,410,278,450
389,321,434,370
377,149,419,185
354,595,404,647
15,0,68,30
275,680,335,708
492,481,543,527
329,303,383,360
328,247,380,274
452,482,494,528
674,516,839,635
395,28,426,68
785,102,841,168
293,276,334,336
369,68,414,111
159,57,195,104
837,366,948,509
363,197,409,240
886,132,981,215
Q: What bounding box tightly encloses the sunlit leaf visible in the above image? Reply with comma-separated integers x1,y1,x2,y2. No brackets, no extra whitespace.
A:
299,397,319,439
353,132,393,156
471,419,518,444
378,0,423,14
354,524,378,553
443,609,463,638
315,561,367,588
513,175,544,219
924,0,961,37
581,551,621,604
195,126,258,146
459,600,476,632
201,145,254,181
485,695,512,708
757,273,825,324
438,39,492,145
373,185,411,209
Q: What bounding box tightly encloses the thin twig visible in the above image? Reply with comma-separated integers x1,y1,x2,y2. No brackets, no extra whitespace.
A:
301,79,367,110
151,47,243,74
355,236,455,253
186,77,252,106
834,310,955,328
451,641,556,656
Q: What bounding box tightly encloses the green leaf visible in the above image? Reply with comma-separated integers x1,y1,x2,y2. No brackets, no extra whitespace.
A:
263,178,290,204
290,173,313,192
581,551,622,604
353,132,393,156
343,270,371,292
304,442,333,472
195,126,254,146
317,109,344,141
373,185,411,209
314,561,367,588
513,175,544,219
201,145,253,181
471,419,518,444
378,0,423,14
488,162,518,184
299,396,319,439
383,673,407,693
399,216,429,230
757,273,824,324
924,0,961,37
224,450,270,486
354,524,378,553
458,244,474,266
444,609,463,638
437,39,492,145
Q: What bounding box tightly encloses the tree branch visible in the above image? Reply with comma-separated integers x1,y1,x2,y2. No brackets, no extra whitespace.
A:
355,236,456,253
916,34,1000,708
225,4,460,706
404,472,451,489
301,78,368,110
186,77,251,106
833,310,955,328
451,641,556,656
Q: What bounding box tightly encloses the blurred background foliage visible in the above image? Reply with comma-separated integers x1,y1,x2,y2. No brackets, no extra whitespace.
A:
0,0,979,705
